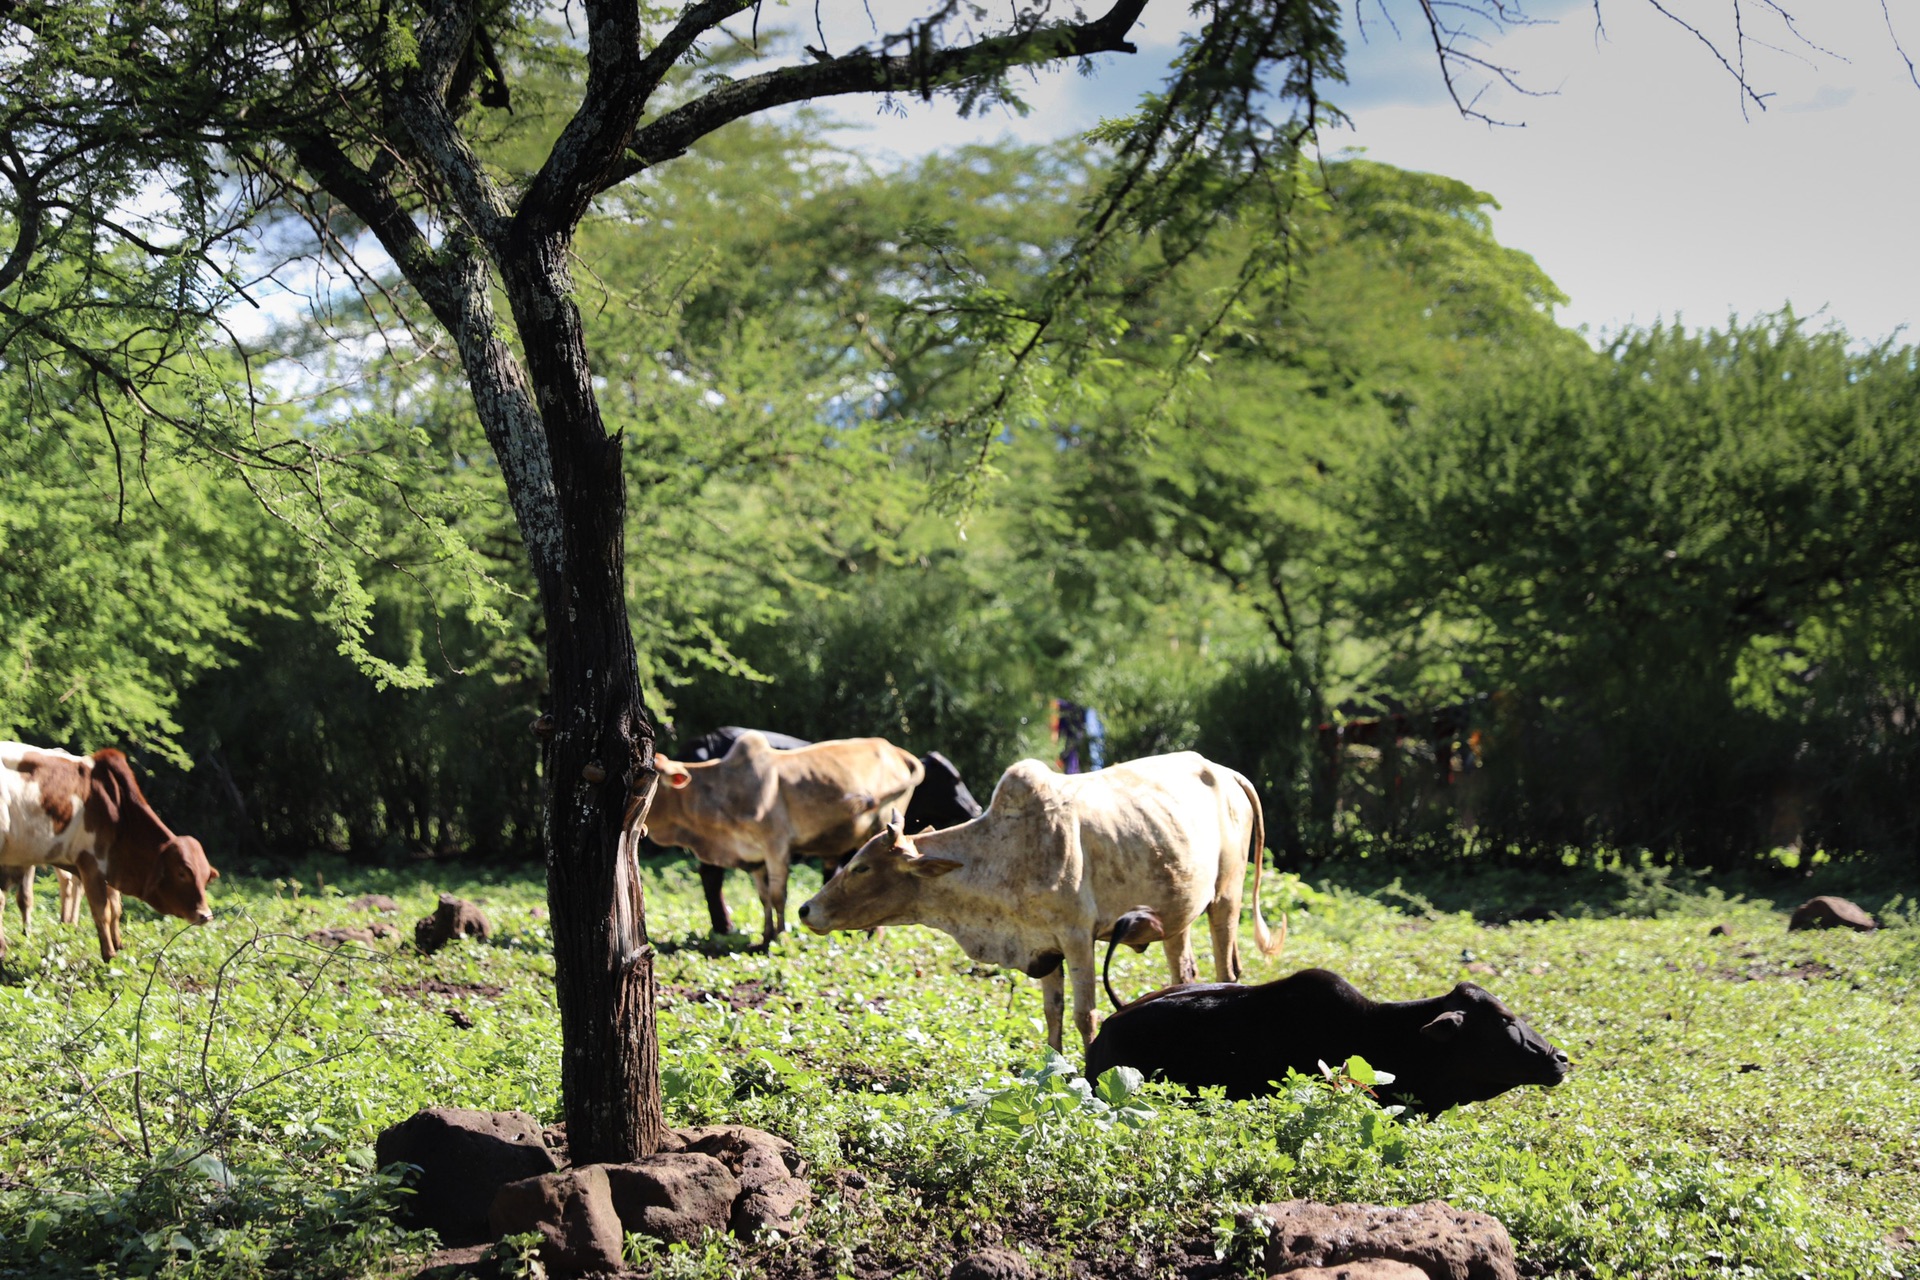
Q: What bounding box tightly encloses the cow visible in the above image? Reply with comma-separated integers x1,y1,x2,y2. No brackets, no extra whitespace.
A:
797,752,1287,1051
669,728,985,934
2,865,85,939
673,727,815,934
1,743,219,961
647,731,924,944
1084,967,1570,1115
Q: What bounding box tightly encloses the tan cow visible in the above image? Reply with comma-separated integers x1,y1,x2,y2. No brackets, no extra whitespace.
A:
1,743,219,960
797,752,1286,1050
648,731,924,944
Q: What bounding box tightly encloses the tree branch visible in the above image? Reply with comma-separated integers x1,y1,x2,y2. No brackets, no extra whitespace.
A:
615,0,1148,181
384,0,513,250
518,0,662,245
283,134,566,585
0,134,43,296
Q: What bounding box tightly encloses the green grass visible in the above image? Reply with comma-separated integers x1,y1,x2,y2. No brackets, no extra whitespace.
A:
0,854,1915,1278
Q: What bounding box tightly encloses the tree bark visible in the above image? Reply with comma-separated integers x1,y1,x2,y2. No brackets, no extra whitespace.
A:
504,234,666,1164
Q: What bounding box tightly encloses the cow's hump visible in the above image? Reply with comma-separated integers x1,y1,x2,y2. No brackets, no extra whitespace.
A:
987,760,1057,816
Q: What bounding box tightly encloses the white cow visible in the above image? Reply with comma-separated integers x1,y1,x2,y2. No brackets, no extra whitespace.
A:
798,752,1286,1049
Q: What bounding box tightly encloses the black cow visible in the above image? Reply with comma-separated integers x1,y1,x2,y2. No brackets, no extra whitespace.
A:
670,727,982,934
1084,967,1569,1115
903,750,982,833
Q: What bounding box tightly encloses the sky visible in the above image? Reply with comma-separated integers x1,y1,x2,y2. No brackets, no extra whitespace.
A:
789,0,1920,344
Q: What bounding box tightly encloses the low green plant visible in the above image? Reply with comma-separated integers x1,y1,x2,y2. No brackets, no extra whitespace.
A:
0,855,1914,1278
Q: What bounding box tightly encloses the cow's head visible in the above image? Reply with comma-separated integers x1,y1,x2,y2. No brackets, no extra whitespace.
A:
148,835,219,925
797,821,960,933
1407,982,1569,1110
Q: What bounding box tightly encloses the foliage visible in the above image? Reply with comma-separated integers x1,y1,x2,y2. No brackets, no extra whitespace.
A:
1348,315,1920,861
1,856,1916,1277
0,358,266,764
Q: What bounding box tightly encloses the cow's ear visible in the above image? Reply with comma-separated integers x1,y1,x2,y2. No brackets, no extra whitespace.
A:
209,866,220,880
1419,1010,1467,1042
907,856,962,878
89,765,122,826
666,770,691,789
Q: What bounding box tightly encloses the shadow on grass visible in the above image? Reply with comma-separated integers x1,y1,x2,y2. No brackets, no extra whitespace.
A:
657,930,768,957
1299,845,1920,925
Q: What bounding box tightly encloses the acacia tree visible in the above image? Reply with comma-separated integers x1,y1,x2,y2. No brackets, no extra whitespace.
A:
1,0,1880,1162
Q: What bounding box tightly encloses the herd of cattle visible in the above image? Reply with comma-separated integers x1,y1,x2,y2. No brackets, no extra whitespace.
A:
0,730,1569,1113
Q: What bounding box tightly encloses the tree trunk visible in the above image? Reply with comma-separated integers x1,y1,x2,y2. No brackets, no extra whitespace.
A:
507,237,666,1165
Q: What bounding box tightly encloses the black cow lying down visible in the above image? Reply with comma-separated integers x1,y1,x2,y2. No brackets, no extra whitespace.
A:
1084,967,1570,1115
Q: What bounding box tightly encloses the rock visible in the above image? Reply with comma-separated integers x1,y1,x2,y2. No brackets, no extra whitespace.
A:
307,926,379,947
676,1124,811,1237
375,1107,558,1245
1272,1263,1429,1280
1708,924,1730,937
605,1152,740,1244
490,1166,624,1276
353,893,401,913
950,1245,1034,1280
1788,896,1877,933
415,895,494,954
1251,1200,1518,1280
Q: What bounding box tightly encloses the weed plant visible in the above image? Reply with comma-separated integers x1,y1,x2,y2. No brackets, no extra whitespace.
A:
0,856,1914,1278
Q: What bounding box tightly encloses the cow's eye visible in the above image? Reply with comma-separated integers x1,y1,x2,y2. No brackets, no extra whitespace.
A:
853,865,871,875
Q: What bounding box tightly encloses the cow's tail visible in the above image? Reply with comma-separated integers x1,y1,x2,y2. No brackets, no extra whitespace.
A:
1102,930,1126,1012
1236,771,1288,958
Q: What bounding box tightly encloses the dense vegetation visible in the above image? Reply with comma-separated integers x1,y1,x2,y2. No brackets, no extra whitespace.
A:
0,857,1913,1278
7,121,1914,871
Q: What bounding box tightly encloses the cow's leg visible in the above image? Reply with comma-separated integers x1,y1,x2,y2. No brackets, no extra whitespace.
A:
747,865,772,943
11,867,31,937
1067,936,1100,1048
1162,924,1199,987
59,868,85,927
1208,900,1243,982
105,887,124,955
763,850,791,943
1038,965,1066,1052
699,863,734,934
0,872,13,959
75,858,117,961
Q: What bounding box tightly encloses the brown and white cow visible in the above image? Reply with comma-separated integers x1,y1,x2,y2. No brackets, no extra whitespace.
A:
798,752,1287,1050
647,731,924,944
1,743,219,960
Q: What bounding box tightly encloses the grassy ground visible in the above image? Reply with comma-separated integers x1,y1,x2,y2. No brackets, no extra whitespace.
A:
0,851,1915,1279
